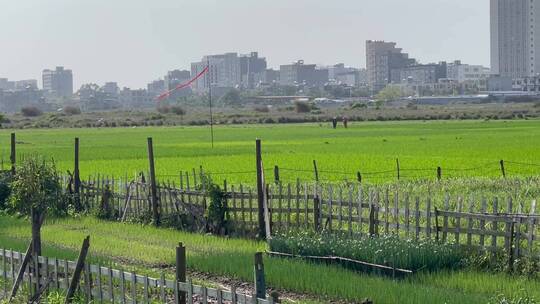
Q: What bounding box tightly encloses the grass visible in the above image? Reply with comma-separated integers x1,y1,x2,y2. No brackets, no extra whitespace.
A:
1,215,539,303
1,120,540,184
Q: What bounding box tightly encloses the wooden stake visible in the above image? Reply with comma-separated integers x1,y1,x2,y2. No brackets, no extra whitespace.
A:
10,133,15,176
65,236,90,304
147,137,160,226
500,160,506,178
273,165,280,184
254,252,266,300
74,138,81,210
312,160,319,182
176,243,186,304
256,139,266,239
8,241,33,302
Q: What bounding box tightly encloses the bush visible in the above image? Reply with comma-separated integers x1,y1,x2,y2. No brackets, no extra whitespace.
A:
294,101,311,113
21,106,43,117
254,106,270,113
156,105,170,114
63,105,81,115
9,156,68,217
170,105,186,115
0,172,11,210
200,174,228,235
270,231,464,272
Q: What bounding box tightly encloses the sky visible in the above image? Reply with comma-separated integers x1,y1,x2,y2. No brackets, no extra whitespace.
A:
0,0,489,89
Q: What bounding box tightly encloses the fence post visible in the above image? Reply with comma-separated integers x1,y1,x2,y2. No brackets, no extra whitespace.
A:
500,160,506,178
396,158,400,180
147,137,160,226
368,204,376,236
253,252,266,300
10,133,15,176
74,137,81,210
437,166,442,181
176,242,186,304
313,195,320,232
256,139,266,239
313,160,319,182
65,236,91,304
274,165,280,184
508,222,515,272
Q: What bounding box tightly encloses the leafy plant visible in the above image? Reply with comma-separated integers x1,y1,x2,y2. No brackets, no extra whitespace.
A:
0,172,11,210
9,156,68,217
63,105,82,115
200,174,228,234
21,106,43,117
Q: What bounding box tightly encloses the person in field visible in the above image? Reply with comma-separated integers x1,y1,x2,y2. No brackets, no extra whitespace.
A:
343,116,348,128
332,117,337,129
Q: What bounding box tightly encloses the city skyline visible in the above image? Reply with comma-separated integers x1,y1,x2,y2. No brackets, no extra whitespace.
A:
1,0,489,89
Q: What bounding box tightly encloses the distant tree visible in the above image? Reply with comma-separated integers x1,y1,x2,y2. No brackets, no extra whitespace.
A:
294,101,311,113
21,106,43,117
63,105,82,115
375,86,404,105
220,89,242,105
170,105,186,115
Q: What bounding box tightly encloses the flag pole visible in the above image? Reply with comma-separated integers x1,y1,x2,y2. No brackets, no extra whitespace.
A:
207,59,215,148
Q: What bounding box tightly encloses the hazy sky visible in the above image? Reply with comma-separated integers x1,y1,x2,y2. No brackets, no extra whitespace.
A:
0,0,489,89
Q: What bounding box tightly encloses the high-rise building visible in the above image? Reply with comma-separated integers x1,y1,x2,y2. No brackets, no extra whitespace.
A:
191,53,242,92
191,52,267,92
366,40,415,91
391,62,447,84
239,52,267,88
490,0,540,78
279,60,329,87
42,66,73,98
446,61,491,83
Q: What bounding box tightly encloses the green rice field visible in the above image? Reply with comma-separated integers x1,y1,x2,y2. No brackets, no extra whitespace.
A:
1,119,539,184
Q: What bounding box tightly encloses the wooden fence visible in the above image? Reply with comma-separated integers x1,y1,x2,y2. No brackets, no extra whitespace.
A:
0,248,274,304
75,176,540,259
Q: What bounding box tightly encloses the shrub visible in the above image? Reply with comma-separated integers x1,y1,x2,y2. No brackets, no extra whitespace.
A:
254,106,270,113
63,105,82,115
9,157,68,217
156,106,170,114
0,172,11,210
21,106,43,117
200,174,228,235
170,105,186,115
294,101,311,113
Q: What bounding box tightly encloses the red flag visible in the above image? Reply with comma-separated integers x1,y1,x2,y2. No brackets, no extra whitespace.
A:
156,66,209,101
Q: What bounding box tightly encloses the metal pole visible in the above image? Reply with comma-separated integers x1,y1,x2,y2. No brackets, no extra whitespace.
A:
207,59,215,148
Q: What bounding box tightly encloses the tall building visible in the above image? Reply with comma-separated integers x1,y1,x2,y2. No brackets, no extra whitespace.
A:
239,52,267,88
446,61,491,83
491,0,540,78
391,62,447,84
42,66,73,98
366,40,415,91
279,60,329,87
191,52,267,92
191,53,242,92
